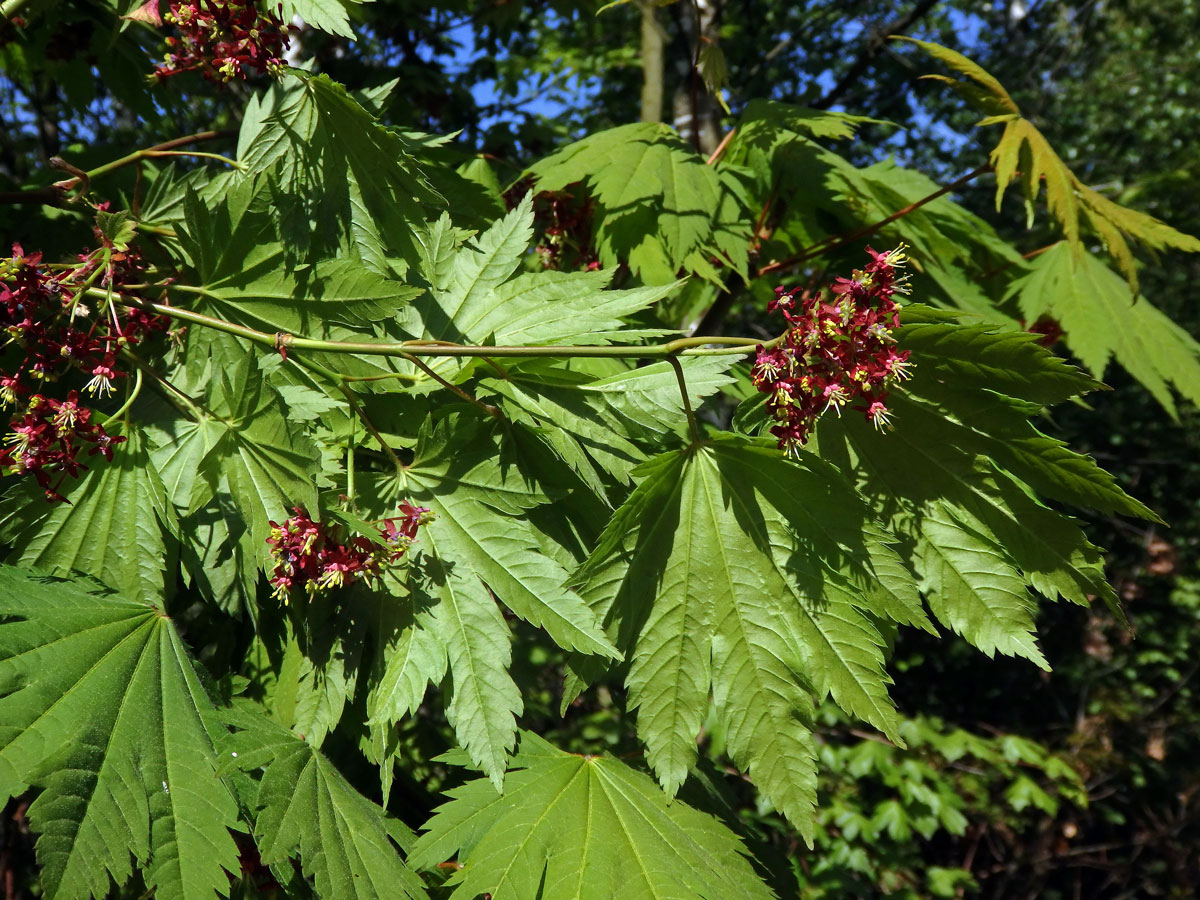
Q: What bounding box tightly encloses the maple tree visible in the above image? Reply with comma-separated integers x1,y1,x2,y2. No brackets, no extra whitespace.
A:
1,2,1199,898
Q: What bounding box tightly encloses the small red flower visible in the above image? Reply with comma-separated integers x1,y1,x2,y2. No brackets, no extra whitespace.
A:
1,391,125,502
155,1,294,83
266,504,433,603
752,246,913,454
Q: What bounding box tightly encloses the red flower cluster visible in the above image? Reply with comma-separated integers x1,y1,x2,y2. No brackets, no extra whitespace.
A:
154,0,293,82
505,184,600,271
752,245,913,454
266,505,434,602
0,392,125,502
1,244,166,408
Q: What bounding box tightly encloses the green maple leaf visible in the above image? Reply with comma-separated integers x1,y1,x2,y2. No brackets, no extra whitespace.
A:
177,180,422,335
360,422,619,785
223,701,428,900
1,425,176,602
277,1,363,39
480,355,739,492
582,355,740,437
576,436,925,840
269,609,365,748
364,572,447,801
900,38,1200,287
815,309,1145,650
897,307,1157,521
1005,243,1200,417
0,568,242,900
186,350,322,562
527,122,727,283
238,71,442,272
409,732,776,900
415,200,683,346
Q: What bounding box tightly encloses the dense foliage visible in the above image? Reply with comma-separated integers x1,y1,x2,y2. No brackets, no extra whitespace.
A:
2,1,1199,898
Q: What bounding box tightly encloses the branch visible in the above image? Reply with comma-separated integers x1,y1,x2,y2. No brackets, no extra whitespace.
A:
0,187,67,207
52,129,238,191
812,0,942,110
94,289,767,361
757,163,989,276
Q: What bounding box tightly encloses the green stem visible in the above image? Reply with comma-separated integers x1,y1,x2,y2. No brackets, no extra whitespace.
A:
340,371,420,384
134,223,178,238
277,351,408,474
96,289,769,361
398,352,501,418
346,417,356,504
54,130,236,189
337,382,406,475
100,366,143,427
668,355,700,444
120,349,205,421
140,149,244,169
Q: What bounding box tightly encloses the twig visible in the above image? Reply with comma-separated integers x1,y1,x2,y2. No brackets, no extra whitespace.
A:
397,352,501,418
52,129,237,190
813,0,942,110
97,288,768,361
0,187,68,207
757,163,989,275
707,127,736,166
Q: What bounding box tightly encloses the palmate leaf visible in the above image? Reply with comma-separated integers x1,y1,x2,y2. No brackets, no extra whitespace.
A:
0,568,241,900
896,307,1156,521
481,376,646,495
270,611,365,748
819,398,1117,647
901,38,1200,287
422,547,522,791
277,0,364,39
576,436,926,840
361,426,619,785
178,180,422,335
364,572,447,799
222,702,428,900
1,426,175,602
823,161,1026,317
409,732,776,900
581,355,740,437
917,503,1047,667
415,200,684,345
1004,243,1200,417
238,71,442,272
195,349,322,561
815,309,1145,652
203,254,423,334
480,354,738,491
526,122,726,283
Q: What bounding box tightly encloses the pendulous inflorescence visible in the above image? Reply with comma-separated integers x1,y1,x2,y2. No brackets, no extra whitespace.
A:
1,242,169,501
266,504,435,602
752,245,913,454
153,0,294,82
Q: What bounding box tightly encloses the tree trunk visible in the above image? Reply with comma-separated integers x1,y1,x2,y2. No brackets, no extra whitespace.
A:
670,0,722,155
639,1,665,123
